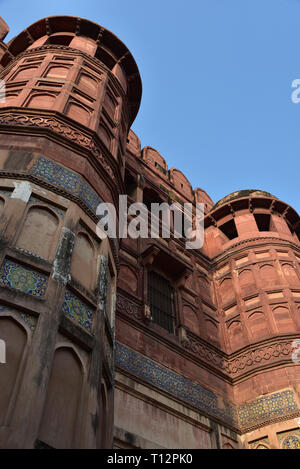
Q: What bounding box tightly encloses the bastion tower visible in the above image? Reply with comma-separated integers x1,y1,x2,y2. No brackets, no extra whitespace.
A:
1,15,300,451
0,15,141,448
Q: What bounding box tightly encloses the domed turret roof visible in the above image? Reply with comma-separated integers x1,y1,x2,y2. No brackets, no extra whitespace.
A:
212,189,277,210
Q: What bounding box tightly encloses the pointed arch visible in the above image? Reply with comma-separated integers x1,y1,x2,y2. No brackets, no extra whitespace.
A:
227,320,244,350
0,317,27,425
71,231,95,291
38,347,83,449
17,205,59,260
248,311,269,340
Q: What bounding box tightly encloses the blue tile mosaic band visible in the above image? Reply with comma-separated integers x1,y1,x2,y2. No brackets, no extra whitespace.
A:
238,390,298,429
29,156,102,214
62,289,94,333
115,342,299,431
0,305,37,331
115,342,237,426
0,260,47,297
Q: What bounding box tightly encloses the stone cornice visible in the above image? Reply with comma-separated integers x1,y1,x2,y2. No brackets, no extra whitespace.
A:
211,235,300,268
0,107,124,200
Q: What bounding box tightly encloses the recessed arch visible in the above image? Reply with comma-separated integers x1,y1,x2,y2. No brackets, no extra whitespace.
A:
38,346,83,449
17,205,59,260
27,92,57,109
282,263,299,284
71,231,95,291
248,311,269,340
0,316,27,425
272,305,294,333
227,319,244,350
219,277,235,305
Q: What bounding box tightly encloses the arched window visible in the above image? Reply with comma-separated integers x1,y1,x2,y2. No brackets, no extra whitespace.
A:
71,232,95,291
38,347,83,449
17,206,59,260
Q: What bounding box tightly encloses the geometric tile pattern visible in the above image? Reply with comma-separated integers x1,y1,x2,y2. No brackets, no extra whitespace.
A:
30,156,102,214
238,390,298,430
115,342,238,426
62,289,94,333
0,259,48,297
115,342,300,431
0,304,37,331
277,429,300,449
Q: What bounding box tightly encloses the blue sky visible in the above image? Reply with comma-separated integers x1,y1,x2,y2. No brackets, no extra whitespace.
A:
1,0,300,210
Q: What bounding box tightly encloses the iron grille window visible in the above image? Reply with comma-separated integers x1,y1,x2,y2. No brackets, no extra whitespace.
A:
148,271,175,333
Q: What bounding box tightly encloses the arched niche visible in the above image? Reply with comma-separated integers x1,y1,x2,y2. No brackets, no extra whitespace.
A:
17,206,59,260
205,318,220,345
78,72,99,93
239,269,256,296
45,65,70,78
27,93,57,109
272,306,294,333
223,443,234,449
183,305,199,335
98,124,112,150
260,264,278,287
12,65,38,81
198,276,213,303
227,320,244,351
282,263,299,285
66,101,91,126
219,277,235,305
248,311,269,340
118,264,138,295
0,317,27,425
38,347,83,449
70,231,95,291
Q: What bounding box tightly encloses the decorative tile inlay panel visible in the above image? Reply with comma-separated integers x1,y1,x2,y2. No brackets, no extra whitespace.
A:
115,342,238,426
0,260,47,296
277,429,300,449
238,390,298,430
62,289,94,333
0,305,37,331
30,156,102,214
